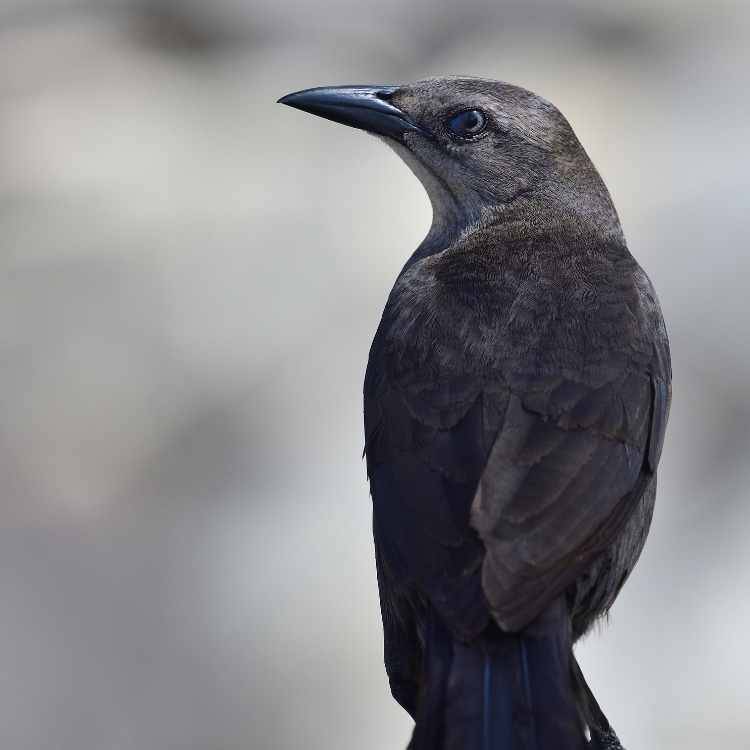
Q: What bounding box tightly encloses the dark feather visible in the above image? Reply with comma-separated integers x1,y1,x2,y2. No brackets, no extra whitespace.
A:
356,79,672,747
366,223,670,746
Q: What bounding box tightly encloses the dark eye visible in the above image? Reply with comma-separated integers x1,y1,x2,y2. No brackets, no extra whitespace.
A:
447,109,487,139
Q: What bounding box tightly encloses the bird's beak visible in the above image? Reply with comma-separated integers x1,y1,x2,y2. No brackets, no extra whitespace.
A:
277,85,428,140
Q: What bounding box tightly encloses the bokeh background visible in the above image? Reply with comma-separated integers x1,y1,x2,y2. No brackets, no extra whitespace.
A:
1,1,748,748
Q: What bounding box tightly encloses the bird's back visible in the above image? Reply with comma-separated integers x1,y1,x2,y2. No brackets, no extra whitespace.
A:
365,224,670,748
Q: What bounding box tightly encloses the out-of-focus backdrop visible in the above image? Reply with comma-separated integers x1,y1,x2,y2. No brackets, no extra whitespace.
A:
0,1,748,748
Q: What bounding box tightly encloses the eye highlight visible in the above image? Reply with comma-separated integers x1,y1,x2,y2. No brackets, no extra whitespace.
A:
446,109,487,139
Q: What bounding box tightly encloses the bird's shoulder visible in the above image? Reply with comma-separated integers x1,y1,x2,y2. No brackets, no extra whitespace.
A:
366,229,669,405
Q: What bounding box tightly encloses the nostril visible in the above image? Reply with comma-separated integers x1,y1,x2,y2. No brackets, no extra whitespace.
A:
375,86,399,101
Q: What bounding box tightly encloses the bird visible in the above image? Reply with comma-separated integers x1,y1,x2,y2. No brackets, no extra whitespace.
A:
279,77,671,750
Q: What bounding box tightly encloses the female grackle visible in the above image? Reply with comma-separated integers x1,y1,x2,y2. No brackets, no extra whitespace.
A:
280,77,670,750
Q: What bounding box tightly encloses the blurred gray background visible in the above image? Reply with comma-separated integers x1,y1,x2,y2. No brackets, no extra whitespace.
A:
0,1,748,748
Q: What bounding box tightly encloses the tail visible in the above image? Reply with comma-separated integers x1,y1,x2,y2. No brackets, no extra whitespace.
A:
408,600,622,750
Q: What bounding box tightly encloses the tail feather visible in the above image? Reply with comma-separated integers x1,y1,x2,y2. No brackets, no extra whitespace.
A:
410,600,603,750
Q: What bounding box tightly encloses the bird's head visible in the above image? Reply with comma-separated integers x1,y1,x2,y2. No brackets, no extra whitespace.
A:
279,77,620,244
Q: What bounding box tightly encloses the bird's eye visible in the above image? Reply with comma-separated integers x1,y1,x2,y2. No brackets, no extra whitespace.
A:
447,109,487,139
